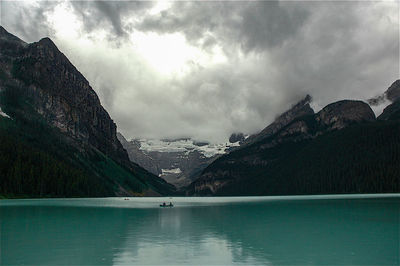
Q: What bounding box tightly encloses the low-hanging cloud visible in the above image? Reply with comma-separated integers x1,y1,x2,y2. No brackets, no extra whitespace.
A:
1,0,398,143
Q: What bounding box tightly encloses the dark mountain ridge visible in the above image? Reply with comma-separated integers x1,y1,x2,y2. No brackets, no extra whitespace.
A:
117,133,160,175
12,35,128,164
377,80,400,121
242,94,314,147
0,26,175,197
187,85,399,196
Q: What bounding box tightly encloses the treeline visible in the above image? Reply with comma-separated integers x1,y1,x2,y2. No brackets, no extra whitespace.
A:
204,121,400,195
0,80,140,198
0,124,112,197
0,82,111,197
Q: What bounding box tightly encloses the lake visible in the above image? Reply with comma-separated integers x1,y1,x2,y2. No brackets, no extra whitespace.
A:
0,194,399,265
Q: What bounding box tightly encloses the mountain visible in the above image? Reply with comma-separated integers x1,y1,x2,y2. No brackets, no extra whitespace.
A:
378,80,400,121
368,79,400,106
187,89,399,196
378,100,400,121
385,80,400,102
117,133,160,175
229,133,245,143
241,95,314,147
0,26,175,197
117,134,241,188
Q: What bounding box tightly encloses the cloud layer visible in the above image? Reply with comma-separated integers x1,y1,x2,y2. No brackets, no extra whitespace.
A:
1,0,398,142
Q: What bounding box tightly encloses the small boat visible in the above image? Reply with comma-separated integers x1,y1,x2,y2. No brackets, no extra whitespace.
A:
160,203,174,208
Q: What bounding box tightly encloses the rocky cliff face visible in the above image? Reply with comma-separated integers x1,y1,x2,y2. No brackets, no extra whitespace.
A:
0,27,132,166
188,96,378,195
243,95,314,147
316,100,375,131
117,133,160,175
8,35,128,164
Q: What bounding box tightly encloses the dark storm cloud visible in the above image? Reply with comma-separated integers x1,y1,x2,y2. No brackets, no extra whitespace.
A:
138,1,398,111
1,1,154,43
137,1,310,52
70,1,154,39
134,1,398,130
1,1,398,142
239,2,309,52
1,1,59,42
268,1,399,107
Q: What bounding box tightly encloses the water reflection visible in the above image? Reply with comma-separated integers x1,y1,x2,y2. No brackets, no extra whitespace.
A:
1,196,399,265
113,207,268,265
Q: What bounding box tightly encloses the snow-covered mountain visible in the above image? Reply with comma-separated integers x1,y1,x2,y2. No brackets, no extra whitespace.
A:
137,138,241,157
117,134,244,188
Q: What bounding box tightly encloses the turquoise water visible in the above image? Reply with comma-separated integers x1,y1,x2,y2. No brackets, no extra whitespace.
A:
0,194,399,265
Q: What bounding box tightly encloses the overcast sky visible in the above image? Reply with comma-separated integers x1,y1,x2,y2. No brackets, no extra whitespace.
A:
1,0,399,142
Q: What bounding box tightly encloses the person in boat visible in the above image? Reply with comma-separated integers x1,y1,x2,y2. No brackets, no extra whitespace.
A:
162,202,166,206
169,202,173,207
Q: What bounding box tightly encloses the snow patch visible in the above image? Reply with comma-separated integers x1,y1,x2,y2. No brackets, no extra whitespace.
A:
0,107,10,119
136,138,242,158
161,168,182,175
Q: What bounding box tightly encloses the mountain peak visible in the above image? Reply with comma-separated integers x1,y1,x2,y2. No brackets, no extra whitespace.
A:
386,79,400,102
368,79,400,106
301,94,312,104
316,100,375,130
229,133,245,143
0,25,7,34
31,37,61,58
0,25,26,45
377,79,400,120
243,94,314,145
3,28,130,165
276,94,314,121
0,25,12,37
38,37,57,48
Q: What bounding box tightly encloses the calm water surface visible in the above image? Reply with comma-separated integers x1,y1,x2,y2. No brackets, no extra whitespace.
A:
0,194,399,265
